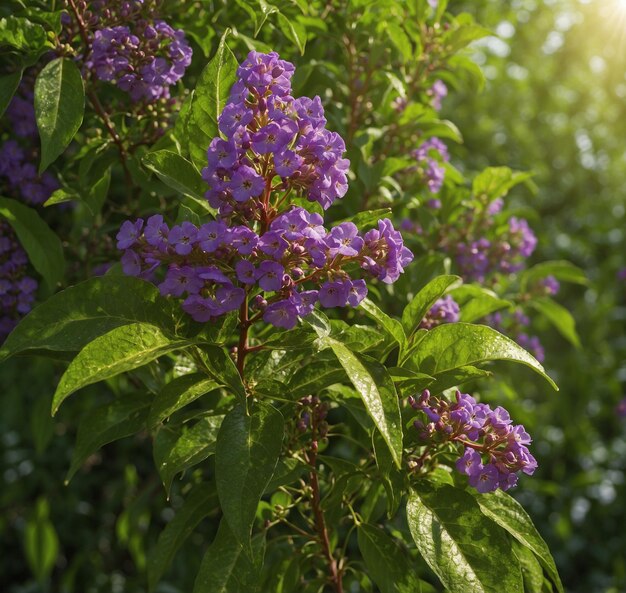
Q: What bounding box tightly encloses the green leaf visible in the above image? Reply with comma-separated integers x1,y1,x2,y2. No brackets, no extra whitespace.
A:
372,432,403,517
512,540,545,593
386,23,412,61
520,260,588,291
406,483,523,593
528,297,580,348
315,332,403,468
276,13,306,55
472,167,533,201
215,402,284,544
451,285,512,323
359,298,406,349
188,31,238,170
142,150,210,205
148,483,218,592
424,365,492,395
199,345,247,401
23,499,59,585
287,359,347,398
52,323,191,414
446,23,492,52
193,518,265,593
401,275,461,339
0,276,181,360
0,70,22,117
358,524,427,593
0,16,48,51
67,393,152,482
474,490,564,593
34,58,85,172
149,373,221,427
0,196,65,291
407,323,558,389
153,415,224,494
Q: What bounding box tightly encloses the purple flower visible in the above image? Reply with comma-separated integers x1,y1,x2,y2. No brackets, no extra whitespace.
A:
469,463,500,493
158,266,199,296
144,215,169,251
274,149,303,178
294,290,318,316
346,279,367,306
207,138,239,169
257,260,284,292
214,285,245,313
168,222,198,255
219,103,254,136
236,260,257,284
229,166,265,202
117,219,144,250
319,280,350,308
229,226,259,255
198,221,227,253
121,249,142,276
263,299,299,329
327,222,364,257
258,231,288,258
182,295,219,322
420,295,460,329
251,122,296,154
456,448,483,477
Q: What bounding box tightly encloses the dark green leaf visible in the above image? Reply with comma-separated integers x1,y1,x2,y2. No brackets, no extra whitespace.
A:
472,167,533,201
149,373,221,427
528,297,580,348
148,483,218,592
67,393,152,481
315,332,403,468
52,323,191,413
520,261,588,291
401,275,461,339
359,297,406,349
142,150,211,205
358,524,427,593
193,518,265,593
338,208,392,228
0,196,65,291
215,402,284,543
0,70,22,117
407,483,523,593
474,490,564,593
188,31,238,169
23,499,59,585
199,345,246,401
452,285,512,323
424,365,492,395
372,432,403,517
0,16,48,51
513,539,548,593
34,58,85,172
288,359,347,398
276,13,306,55
153,415,224,494
407,323,557,389
0,276,182,360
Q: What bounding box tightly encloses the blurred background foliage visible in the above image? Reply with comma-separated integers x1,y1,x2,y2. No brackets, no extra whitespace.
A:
1,0,625,592
450,1,626,591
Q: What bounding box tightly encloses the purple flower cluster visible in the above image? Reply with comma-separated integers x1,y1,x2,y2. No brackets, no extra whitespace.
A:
412,137,449,194
117,210,412,329
453,215,538,283
117,52,413,330
616,397,626,418
86,19,192,101
539,275,560,296
0,141,59,206
410,389,537,493
419,295,460,329
427,79,448,111
0,221,37,342
202,51,350,215
5,88,37,138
